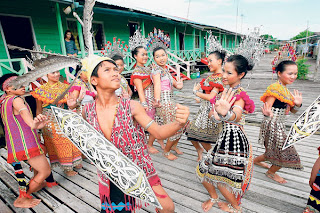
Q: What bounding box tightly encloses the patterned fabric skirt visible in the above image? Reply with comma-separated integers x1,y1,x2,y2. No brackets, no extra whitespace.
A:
305,170,320,213
144,86,155,119
186,99,220,143
196,122,253,204
156,90,183,141
42,108,82,171
258,107,303,170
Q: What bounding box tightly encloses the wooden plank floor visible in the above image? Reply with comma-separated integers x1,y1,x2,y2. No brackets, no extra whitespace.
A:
0,54,319,212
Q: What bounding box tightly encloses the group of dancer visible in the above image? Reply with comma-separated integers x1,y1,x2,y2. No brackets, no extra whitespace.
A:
0,25,316,213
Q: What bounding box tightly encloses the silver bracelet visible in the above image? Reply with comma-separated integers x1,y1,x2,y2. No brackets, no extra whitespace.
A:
230,110,238,122
293,104,302,110
232,105,243,112
218,111,232,121
193,90,198,96
141,102,148,108
145,120,154,130
210,114,222,123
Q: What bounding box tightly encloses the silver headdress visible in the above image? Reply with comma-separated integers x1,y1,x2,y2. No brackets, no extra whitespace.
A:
207,31,223,53
128,28,147,51
146,28,170,52
235,29,265,68
101,37,128,58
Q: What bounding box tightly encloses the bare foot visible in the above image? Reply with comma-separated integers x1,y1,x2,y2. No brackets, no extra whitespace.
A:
148,146,159,154
254,162,270,169
13,197,41,208
219,202,241,213
163,152,178,160
171,146,183,155
265,171,287,184
157,140,165,150
75,164,83,169
197,148,204,162
64,170,78,176
201,197,219,212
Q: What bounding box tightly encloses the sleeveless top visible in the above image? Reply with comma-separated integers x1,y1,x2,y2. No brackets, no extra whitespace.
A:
84,98,160,185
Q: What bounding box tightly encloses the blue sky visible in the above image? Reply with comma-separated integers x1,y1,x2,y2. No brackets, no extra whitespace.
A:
103,0,320,40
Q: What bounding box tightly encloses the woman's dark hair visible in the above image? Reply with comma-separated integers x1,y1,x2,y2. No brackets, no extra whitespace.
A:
90,59,117,90
0,73,18,92
111,54,124,62
226,54,253,78
152,46,166,56
208,50,226,63
131,46,145,58
64,29,74,40
275,60,297,73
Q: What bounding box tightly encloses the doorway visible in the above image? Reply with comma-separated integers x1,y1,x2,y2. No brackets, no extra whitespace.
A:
179,32,184,50
0,15,35,70
129,22,139,37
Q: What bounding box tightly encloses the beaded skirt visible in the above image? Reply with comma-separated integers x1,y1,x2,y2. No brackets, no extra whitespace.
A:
196,121,253,201
186,99,220,143
156,90,183,141
259,107,303,170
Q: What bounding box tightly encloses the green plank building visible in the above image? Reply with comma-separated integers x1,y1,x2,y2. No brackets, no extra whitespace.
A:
0,0,241,77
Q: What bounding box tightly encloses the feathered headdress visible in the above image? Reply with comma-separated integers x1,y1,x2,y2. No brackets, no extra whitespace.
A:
271,43,297,72
146,28,170,52
128,28,147,51
101,37,128,58
206,31,223,53
235,29,265,69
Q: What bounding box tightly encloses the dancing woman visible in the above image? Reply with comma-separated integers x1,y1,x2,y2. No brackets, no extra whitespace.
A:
187,50,225,161
151,46,184,160
32,71,82,176
197,55,255,212
254,60,303,183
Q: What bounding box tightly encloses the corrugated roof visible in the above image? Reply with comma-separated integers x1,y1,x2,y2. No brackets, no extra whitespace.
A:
55,0,239,35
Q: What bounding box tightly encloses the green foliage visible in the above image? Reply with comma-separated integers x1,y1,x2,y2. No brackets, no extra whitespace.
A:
296,58,311,80
261,34,276,42
290,30,314,44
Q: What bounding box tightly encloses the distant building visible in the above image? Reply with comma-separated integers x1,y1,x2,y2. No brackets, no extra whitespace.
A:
0,0,241,77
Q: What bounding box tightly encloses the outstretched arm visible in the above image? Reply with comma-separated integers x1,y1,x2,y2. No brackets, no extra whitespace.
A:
13,97,48,129
131,100,189,139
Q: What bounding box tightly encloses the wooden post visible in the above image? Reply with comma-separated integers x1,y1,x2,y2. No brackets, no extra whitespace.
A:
141,20,145,37
193,28,196,50
55,2,66,55
77,21,85,58
314,40,320,81
199,30,202,52
174,26,177,54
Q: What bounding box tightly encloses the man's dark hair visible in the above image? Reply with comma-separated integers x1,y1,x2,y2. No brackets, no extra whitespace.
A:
91,59,117,90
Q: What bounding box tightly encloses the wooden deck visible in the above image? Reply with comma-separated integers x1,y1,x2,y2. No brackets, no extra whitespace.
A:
0,54,319,212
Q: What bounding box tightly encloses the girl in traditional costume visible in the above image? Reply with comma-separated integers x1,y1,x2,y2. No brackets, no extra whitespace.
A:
151,46,184,160
304,147,320,213
32,71,82,176
129,29,162,150
112,55,132,98
0,74,52,208
197,55,255,213
68,68,96,113
254,60,303,183
187,49,225,161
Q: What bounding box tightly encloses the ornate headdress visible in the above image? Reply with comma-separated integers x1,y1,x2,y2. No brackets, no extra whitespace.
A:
206,31,223,53
101,37,129,58
146,28,170,52
128,28,148,51
271,43,297,72
235,29,265,68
